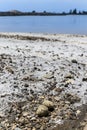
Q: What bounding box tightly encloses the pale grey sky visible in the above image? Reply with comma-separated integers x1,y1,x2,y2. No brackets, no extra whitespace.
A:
0,0,87,12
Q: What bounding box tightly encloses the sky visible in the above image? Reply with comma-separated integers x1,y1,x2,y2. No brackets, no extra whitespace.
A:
0,0,87,12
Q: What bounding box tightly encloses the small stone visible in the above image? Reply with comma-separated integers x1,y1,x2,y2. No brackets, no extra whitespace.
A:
5,66,14,74
39,96,44,99
71,59,78,63
65,73,74,79
30,89,34,94
32,127,36,130
65,101,70,105
65,79,74,84
76,110,81,116
42,100,54,111
55,87,63,93
43,72,54,79
15,127,22,130
12,124,16,129
36,105,49,117
30,117,36,121
22,111,29,117
82,77,87,82
54,96,61,101
24,83,29,87
18,117,25,124
64,79,74,87
22,75,30,81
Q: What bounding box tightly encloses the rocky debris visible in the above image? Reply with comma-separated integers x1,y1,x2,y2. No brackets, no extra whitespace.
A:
22,75,31,81
64,93,81,104
54,87,64,93
5,66,14,74
0,54,12,72
65,73,74,79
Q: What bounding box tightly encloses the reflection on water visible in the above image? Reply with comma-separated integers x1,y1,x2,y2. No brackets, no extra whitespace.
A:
0,15,87,34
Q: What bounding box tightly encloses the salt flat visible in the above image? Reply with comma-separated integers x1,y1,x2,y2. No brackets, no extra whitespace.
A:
0,33,87,130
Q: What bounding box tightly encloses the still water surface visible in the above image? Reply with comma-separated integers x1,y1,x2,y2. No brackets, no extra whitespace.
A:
0,15,87,34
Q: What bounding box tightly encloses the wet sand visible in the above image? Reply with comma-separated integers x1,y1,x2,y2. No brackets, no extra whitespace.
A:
0,33,87,130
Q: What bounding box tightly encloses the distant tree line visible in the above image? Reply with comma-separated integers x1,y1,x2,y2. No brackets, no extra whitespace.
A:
0,9,87,16
68,9,87,15
31,9,87,15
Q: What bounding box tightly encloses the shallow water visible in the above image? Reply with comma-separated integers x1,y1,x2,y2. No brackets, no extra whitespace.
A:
0,15,87,34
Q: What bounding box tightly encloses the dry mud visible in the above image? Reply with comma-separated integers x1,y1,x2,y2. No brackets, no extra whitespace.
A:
0,33,87,130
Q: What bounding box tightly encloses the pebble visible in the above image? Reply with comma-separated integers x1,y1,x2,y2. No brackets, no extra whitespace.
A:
71,59,78,63
22,111,29,117
76,110,81,116
65,73,74,79
5,66,14,74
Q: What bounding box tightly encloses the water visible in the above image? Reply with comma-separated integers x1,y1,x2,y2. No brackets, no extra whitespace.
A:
0,15,87,34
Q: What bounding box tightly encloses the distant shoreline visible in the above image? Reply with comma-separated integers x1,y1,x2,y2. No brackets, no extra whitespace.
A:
0,10,87,16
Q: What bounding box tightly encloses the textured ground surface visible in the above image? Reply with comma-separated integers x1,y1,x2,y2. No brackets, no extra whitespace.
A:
0,33,87,130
